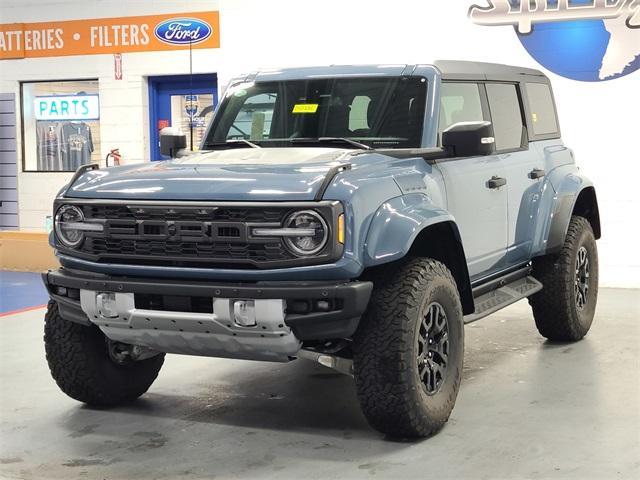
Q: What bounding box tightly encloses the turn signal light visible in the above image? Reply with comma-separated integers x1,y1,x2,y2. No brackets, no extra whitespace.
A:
337,214,345,244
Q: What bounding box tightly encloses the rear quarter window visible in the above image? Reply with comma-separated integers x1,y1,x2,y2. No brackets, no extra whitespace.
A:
525,83,559,137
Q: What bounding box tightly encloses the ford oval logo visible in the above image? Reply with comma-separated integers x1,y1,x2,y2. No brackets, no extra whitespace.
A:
154,17,212,45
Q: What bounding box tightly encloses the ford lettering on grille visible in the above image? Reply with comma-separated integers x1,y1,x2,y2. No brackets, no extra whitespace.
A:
153,18,212,45
104,219,247,242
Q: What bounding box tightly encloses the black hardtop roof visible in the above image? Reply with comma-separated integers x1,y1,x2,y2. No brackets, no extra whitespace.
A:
433,60,548,82
242,62,550,84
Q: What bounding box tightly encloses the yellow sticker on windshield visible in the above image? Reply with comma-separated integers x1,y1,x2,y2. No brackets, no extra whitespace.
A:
292,103,319,114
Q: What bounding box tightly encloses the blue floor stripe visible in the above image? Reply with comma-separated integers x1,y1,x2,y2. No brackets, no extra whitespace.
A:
0,271,49,314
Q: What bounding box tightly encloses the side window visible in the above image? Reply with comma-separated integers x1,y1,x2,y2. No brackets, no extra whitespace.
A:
485,83,524,151
227,92,277,140
439,83,484,136
525,83,559,136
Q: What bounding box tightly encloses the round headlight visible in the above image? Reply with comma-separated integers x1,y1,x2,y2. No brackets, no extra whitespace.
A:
54,205,85,248
284,210,328,256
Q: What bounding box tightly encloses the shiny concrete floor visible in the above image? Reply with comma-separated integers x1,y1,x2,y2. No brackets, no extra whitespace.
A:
1,288,639,480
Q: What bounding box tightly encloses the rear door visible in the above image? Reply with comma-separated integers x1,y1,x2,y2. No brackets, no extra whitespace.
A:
484,83,545,266
435,82,509,280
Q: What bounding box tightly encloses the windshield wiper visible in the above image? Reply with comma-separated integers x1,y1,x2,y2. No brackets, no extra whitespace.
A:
290,137,372,150
205,139,262,150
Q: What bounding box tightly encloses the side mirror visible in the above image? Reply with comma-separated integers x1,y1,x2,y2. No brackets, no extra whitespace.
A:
159,127,187,158
442,121,495,157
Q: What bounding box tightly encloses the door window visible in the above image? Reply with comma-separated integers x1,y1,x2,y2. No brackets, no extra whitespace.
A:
439,83,484,136
485,83,524,151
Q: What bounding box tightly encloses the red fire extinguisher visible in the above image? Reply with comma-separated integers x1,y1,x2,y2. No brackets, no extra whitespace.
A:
105,148,121,167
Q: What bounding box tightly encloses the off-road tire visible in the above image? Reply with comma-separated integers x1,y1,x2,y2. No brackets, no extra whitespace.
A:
353,258,464,439
529,216,599,341
44,301,165,406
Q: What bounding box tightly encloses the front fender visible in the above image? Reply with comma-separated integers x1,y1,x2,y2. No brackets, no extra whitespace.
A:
363,193,454,267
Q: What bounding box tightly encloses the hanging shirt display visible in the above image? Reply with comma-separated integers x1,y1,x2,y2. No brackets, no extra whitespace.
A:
60,122,94,170
36,122,63,171
23,81,101,172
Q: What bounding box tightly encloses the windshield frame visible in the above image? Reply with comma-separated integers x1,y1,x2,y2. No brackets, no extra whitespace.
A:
202,75,429,151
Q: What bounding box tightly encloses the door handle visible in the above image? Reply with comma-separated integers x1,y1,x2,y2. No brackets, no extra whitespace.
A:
528,168,546,179
487,176,507,189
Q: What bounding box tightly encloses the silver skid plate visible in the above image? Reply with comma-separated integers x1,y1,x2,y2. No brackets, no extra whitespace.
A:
80,291,301,362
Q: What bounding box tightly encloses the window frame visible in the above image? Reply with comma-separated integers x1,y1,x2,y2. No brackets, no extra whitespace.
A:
521,81,562,141
206,76,429,149
437,81,491,146
438,80,533,155
482,81,529,154
19,78,100,173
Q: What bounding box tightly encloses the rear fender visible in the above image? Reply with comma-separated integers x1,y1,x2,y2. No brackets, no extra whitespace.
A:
532,166,600,257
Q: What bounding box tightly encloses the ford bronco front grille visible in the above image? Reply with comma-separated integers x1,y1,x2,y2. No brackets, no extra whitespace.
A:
84,237,291,266
83,205,287,223
54,201,343,269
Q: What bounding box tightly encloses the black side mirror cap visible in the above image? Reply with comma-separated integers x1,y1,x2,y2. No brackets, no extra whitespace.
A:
159,127,187,158
442,121,496,157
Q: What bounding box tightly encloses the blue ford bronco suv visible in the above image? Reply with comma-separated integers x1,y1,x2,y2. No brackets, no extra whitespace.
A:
43,61,600,438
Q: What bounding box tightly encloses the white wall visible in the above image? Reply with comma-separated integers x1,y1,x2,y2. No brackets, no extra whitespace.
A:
1,0,638,287
0,0,222,230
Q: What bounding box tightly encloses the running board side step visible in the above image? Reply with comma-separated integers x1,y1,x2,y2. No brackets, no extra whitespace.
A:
464,275,543,324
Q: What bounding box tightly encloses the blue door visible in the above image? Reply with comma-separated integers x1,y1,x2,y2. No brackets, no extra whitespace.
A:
149,74,218,161
437,82,509,280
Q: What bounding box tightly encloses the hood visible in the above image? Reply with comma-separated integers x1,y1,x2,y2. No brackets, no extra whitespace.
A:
65,148,361,201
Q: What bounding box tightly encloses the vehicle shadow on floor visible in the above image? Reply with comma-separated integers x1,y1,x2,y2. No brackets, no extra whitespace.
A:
461,310,543,379
67,360,386,441
61,314,557,444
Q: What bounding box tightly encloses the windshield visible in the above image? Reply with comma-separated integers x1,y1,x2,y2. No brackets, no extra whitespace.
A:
204,76,427,149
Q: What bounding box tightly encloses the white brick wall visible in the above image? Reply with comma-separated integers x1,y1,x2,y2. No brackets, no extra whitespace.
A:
1,0,638,287
0,0,222,231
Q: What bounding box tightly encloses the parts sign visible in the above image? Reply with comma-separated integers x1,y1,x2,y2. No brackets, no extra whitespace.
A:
35,95,100,121
0,11,220,60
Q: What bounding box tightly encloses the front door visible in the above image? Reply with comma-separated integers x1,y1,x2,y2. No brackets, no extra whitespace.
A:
149,74,217,161
437,155,509,279
436,82,509,280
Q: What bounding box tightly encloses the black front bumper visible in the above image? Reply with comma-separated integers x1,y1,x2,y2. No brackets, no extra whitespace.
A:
42,268,372,341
